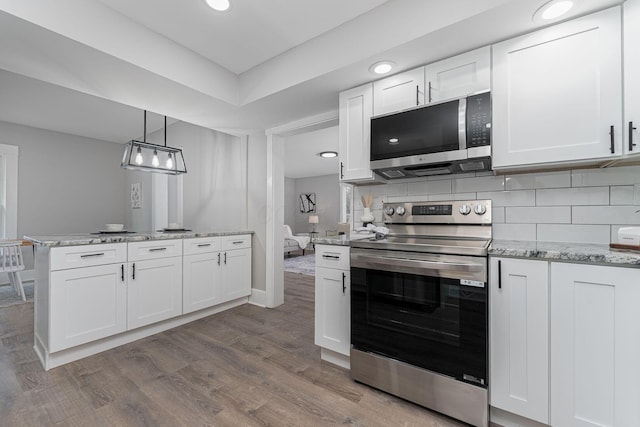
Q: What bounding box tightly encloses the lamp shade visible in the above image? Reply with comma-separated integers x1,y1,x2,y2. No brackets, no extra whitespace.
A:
308,215,319,224
121,140,187,175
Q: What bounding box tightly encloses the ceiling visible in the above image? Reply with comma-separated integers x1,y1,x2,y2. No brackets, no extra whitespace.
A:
0,0,623,148
284,126,339,179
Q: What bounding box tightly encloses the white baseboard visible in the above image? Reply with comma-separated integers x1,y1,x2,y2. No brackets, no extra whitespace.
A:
248,288,267,307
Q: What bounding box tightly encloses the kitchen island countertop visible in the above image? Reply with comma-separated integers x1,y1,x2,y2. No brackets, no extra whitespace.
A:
24,230,254,247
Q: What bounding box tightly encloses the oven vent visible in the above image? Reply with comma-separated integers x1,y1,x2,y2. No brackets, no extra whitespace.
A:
382,170,406,179
459,160,488,172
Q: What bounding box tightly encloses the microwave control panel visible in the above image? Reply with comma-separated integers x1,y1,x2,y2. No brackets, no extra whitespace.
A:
466,92,491,148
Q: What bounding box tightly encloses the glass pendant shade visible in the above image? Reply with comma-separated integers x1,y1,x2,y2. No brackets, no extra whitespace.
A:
121,140,187,175
121,111,187,175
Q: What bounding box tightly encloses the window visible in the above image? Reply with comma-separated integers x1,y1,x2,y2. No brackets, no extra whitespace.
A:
0,144,19,239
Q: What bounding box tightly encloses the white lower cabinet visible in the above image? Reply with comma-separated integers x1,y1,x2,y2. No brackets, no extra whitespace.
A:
127,256,183,330
551,263,640,427
183,251,222,314
315,245,350,363
50,263,127,352
219,247,252,304
489,258,549,425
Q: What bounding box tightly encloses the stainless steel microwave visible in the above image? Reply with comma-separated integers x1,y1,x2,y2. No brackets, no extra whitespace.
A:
370,91,491,179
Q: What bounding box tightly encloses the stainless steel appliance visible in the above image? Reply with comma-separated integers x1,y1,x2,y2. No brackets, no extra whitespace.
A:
370,92,491,179
350,199,491,427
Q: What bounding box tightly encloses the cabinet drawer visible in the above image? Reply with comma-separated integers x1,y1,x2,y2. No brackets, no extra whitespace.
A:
50,243,126,271
128,239,182,261
316,245,350,270
222,234,251,250
183,237,221,255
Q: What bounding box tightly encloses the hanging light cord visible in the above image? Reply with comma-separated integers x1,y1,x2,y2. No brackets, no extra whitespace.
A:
143,110,147,143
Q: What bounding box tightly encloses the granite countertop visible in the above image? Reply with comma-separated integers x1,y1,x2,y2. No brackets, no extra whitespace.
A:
24,230,254,247
490,239,640,267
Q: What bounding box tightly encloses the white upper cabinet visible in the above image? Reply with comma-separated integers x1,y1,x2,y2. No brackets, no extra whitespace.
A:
624,0,640,155
373,68,425,116
492,7,623,170
338,83,377,183
425,46,490,103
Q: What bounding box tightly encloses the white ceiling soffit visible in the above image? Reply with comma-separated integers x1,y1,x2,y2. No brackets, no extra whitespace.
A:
0,0,623,136
284,126,339,179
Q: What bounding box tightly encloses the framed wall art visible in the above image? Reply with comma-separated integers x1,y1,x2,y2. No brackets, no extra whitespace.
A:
299,193,316,213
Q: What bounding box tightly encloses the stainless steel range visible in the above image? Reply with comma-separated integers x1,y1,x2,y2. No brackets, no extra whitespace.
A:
350,199,491,427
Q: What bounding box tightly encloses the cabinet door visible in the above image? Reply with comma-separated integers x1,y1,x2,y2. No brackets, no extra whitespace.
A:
492,8,622,169
425,46,490,103
50,263,126,352
339,84,376,183
624,0,640,155
128,257,183,329
373,68,424,116
183,252,222,314
219,248,251,304
489,258,549,424
314,266,350,356
551,263,640,427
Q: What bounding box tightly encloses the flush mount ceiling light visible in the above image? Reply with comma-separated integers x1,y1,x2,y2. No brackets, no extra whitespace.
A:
206,0,230,12
369,61,396,75
121,111,187,175
533,0,573,21
318,151,338,158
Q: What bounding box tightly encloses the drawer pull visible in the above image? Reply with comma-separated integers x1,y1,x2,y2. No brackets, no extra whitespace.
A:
218,252,221,266
197,243,212,247
232,241,243,244
149,247,167,252
132,263,136,280
322,254,340,259
80,252,105,258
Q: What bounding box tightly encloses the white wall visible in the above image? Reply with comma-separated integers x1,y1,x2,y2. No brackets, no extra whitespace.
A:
0,120,125,237
284,177,296,232
294,174,340,236
353,166,640,244
247,132,267,292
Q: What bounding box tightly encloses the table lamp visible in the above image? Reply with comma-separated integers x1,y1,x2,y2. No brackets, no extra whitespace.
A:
308,215,319,232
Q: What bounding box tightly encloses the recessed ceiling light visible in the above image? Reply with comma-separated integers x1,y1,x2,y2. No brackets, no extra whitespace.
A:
369,61,396,75
206,0,230,12
533,0,573,21
318,151,338,158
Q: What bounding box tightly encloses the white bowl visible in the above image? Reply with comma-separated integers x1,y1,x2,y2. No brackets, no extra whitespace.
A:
105,223,124,232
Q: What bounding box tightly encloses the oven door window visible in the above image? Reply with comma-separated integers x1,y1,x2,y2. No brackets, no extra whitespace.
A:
351,267,487,386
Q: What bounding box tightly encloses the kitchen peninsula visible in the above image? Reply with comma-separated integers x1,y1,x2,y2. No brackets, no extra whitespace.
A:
25,231,253,370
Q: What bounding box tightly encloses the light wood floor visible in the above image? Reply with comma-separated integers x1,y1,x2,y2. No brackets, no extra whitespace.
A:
0,272,466,426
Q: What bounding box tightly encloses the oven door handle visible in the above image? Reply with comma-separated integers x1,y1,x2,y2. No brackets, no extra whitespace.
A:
353,255,484,273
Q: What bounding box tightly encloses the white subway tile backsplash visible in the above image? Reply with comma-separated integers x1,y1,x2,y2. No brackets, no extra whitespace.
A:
536,187,609,206
427,172,476,181
476,190,535,207
506,206,571,224
407,179,452,196
493,224,536,241
492,207,505,223
452,175,504,193
505,171,570,190
634,184,640,205
610,186,635,205
427,193,477,202
537,224,611,244
571,165,640,187
572,206,640,225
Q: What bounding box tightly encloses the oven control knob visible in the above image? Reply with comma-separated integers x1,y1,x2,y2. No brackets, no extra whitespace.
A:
396,206,406,216
474,204,487,215
459,204,471,215
384,207,395,216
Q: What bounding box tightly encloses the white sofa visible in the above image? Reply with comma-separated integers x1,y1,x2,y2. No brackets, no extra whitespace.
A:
284,225,310,256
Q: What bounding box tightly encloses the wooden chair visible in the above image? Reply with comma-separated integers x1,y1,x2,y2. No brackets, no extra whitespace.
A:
0,242,26,301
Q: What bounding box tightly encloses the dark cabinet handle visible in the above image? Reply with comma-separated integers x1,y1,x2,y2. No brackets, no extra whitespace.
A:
149,247,167,252
610,125,615,154
197,243,211,247
340,162,344,179
342,272,346,294
497,260,502,290
232,241,243,244
81,252,104,258
217,252,221,266
121,264,124,282
630,121,637,152
224,252,227,264
428,81,432,103
322,254,340,259
132,263,136,280
416,85,419,106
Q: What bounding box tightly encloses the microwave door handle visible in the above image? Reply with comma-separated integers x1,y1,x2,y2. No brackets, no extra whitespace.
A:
458,98,467,150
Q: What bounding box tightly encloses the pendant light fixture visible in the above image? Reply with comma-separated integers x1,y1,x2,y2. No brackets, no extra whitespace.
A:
121,111,187,175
